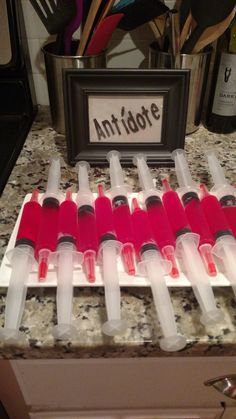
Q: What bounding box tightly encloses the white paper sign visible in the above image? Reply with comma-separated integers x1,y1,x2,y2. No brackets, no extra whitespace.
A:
88,94,164,143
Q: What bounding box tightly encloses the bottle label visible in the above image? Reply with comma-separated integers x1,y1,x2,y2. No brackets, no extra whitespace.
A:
212,53,236,116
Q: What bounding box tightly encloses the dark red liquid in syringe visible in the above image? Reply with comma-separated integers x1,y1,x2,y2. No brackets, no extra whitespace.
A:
95,184,117,244
200,184,232,240
146,195,175,249
112,195,135,275
58,190,78,244
145,195,179,277
220,195,236,239
16,189,41,248
131,198,157,259
78,206,98,253
161,180,191,238
35,195,60,281
183,192,214,247
182,191,217,276
77,202,98,283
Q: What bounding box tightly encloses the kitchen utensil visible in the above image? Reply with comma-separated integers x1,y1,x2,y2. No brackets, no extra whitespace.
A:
116,0,169,32
77,0,105,55
204,375,236,400
97,0,116,25
152,12,168,49
179,11,193,50
148,20,162,45
179,0,191,32
169,9,180,57
85,13,124,55
63,0,83,55
111,0,136,13
29,0,76,35
181,0,236,53
192,8,236,54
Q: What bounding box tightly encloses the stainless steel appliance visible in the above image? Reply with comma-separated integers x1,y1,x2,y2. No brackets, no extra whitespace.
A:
0,0,37,194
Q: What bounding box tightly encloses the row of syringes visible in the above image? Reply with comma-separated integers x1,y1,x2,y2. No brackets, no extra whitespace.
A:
1,149,236,352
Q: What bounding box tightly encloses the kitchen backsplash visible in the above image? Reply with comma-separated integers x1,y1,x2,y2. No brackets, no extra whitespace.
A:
21,0,176,105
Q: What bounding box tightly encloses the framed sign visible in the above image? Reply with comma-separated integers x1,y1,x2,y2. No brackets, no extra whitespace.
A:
63,69,190,166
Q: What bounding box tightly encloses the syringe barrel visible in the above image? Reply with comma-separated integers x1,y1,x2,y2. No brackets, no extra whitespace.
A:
182,192,214,247
141,250,186,352
133,153,156,194
112,195,134,244
16,196,41,247
4,246,34,334
58,197,78,244
76,161,94,207
162,188,191,238
76,161,90,191
56,244,74,326
200,192,232,241
107,150,124,188
177,234,223,325
145,195,175,249
219,195,236,239
95,191,117,244
206,150,227,187
131,204,157,259
172,149,196,189
35,199,60,260
77,205,98,253
46,157,61,197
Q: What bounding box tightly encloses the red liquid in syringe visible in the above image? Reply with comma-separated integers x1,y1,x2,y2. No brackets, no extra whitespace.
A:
200,184,233,240
77,203,98,283
182,191,217,276
161,179,191,238
220,195,236,239
95,184,117,244
35,196,60,281
112,195,135,275
16,189,41,247
58,190,77,244
131,198,157,259
145,195,179,277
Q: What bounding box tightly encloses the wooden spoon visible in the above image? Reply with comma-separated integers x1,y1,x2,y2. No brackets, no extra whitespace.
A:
192,8,236,53
77,0,104,55
181,0,236,53
180,11,193,50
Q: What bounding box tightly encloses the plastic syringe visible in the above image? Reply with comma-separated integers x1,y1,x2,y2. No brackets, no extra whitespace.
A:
133,153,179,278
95,184,127,336
206,150,236,239
52,189,83,340
162,179,223,325
200,184,236,298
0,190,41,341
76,161,98,283
172,149,217,276
107,150,136,275
131,197,186,352
35,157,61,281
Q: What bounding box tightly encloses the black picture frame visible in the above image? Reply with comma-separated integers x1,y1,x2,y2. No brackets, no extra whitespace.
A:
63,68,190,166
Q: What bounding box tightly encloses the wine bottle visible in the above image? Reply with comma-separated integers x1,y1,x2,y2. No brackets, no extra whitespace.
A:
205,17,236,134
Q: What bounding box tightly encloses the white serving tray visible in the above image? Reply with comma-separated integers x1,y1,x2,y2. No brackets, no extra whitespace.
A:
0,194,231,288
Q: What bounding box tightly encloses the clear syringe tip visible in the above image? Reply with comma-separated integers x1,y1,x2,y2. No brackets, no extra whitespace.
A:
172,149,197,189
206,150,227,186
46,156,61,197
133,154,156,194
107,150,130,198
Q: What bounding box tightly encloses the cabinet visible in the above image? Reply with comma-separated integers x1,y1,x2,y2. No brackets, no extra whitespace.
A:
29,408,224,419
11,357,236,415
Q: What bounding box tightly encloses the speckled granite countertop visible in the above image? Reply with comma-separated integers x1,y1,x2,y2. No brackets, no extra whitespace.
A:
0,106,236,359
